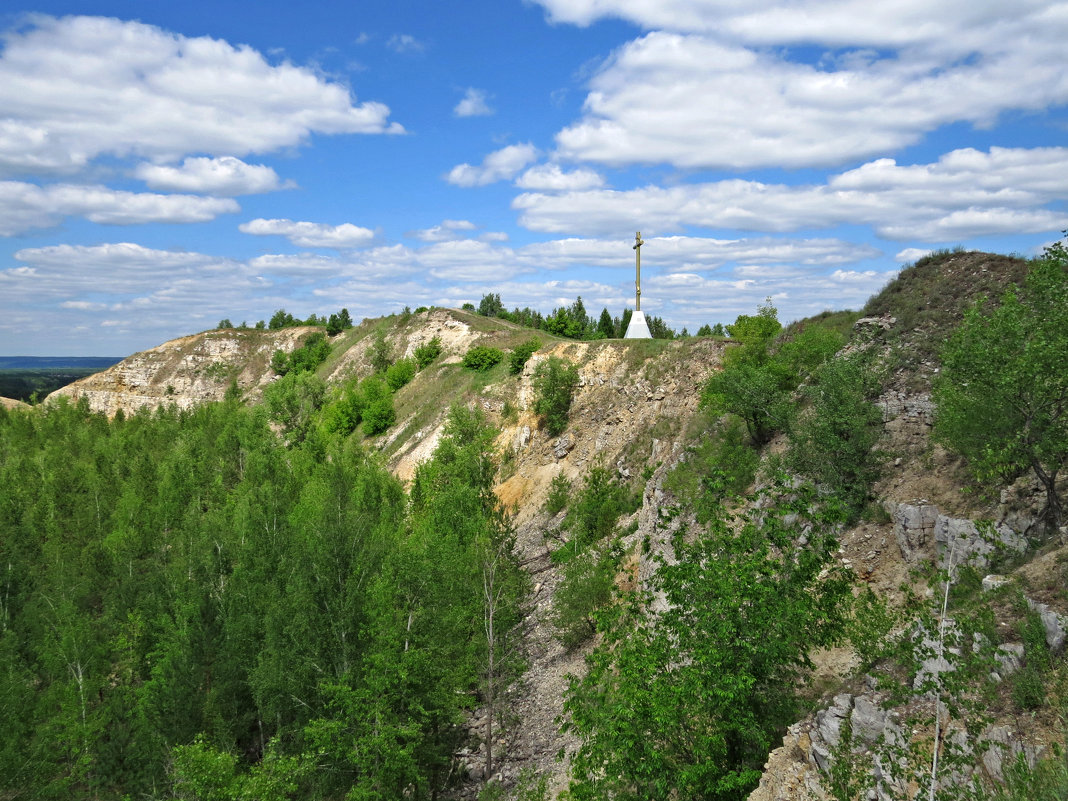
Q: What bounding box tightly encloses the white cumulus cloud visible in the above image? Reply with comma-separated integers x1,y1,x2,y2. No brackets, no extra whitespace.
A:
514,147,1068,242
409,219,479,242
0,15,403,177
387,34,425,54
134,156,288,195
553,29,1068,170
0,181,239,235
515,164,605,191
447,143,539,187
454,88,493,117
239,218,376,248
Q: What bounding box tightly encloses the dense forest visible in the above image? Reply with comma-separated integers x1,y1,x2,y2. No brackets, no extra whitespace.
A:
0,396,524,800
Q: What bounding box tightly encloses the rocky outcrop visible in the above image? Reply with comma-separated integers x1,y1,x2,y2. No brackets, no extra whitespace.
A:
886,500,1028,569
46,327,317,416
751,682,1050,801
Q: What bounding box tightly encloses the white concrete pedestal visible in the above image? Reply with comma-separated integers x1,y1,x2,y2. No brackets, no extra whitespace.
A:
624,310,652,339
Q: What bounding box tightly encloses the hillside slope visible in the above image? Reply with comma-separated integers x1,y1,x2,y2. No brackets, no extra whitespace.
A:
39,252,1067,800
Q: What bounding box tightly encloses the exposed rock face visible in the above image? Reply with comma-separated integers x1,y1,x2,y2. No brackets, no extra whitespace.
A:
752,683,1051,801
46,327,317,416
887,500,1028,569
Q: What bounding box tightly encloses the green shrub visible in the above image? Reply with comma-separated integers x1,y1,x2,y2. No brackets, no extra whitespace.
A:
532,356,579,436
786,352,884,516
321,378,365,436
462,345,504,372
320,375,396,437
545,473,571,516
664,417,759,519
270,332,331,376
1011,664,1046,710
509,337,541,374
565,465,636,551
359,377,395,436
550,547,616,649
385,357,417,391
414,336,443,368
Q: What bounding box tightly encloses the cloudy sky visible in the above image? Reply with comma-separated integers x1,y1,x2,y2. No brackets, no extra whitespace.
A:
2,1,1066,356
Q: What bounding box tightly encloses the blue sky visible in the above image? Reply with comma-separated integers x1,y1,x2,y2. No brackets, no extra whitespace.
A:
1,1,1066,356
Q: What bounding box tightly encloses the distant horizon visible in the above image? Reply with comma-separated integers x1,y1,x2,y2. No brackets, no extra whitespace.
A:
0,356,126,366
2,3,1066,356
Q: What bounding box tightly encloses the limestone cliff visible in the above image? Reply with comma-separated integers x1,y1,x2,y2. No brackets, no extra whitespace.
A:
46,326,319,416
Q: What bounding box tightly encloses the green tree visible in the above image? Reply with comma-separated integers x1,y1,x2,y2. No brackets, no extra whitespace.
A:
725,298,781,365
263,372,327,444
544,297,592,339
701,362,789,446
934,247,1068,530
597,308,616,339
647,315,674,339
478,293,504,317
664,418,760,519
549,546,616,649
359,377,395,435
508,338,540,375
563,465,635,554
696,324,713,337
369,330,393,374
385,357,417,391
701,304,842,447
268,309,298,330
270,332,331,376
532,356,579,436
564,485,852,801
787,352,884,516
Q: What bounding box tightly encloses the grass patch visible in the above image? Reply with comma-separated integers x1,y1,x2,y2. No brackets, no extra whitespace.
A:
861,250,1029,366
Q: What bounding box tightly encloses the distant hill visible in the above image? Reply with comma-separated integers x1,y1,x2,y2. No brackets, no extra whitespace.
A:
0,356,124,369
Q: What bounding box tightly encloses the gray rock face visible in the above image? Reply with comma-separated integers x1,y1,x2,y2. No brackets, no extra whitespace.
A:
850,696,887,745
934,515,1026,570
887,501,1027,568
878,390,934,424
552,432,574,459
889,502,939,562
818,694,852,747
854,315,897,331
993,643,1025,679
1027,600,1067,653
979,725,1043,781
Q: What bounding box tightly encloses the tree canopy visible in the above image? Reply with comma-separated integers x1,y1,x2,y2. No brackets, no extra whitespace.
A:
934,243,1068,530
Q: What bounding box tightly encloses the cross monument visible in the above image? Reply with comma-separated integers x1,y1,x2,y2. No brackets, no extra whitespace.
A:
624,230,652,338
